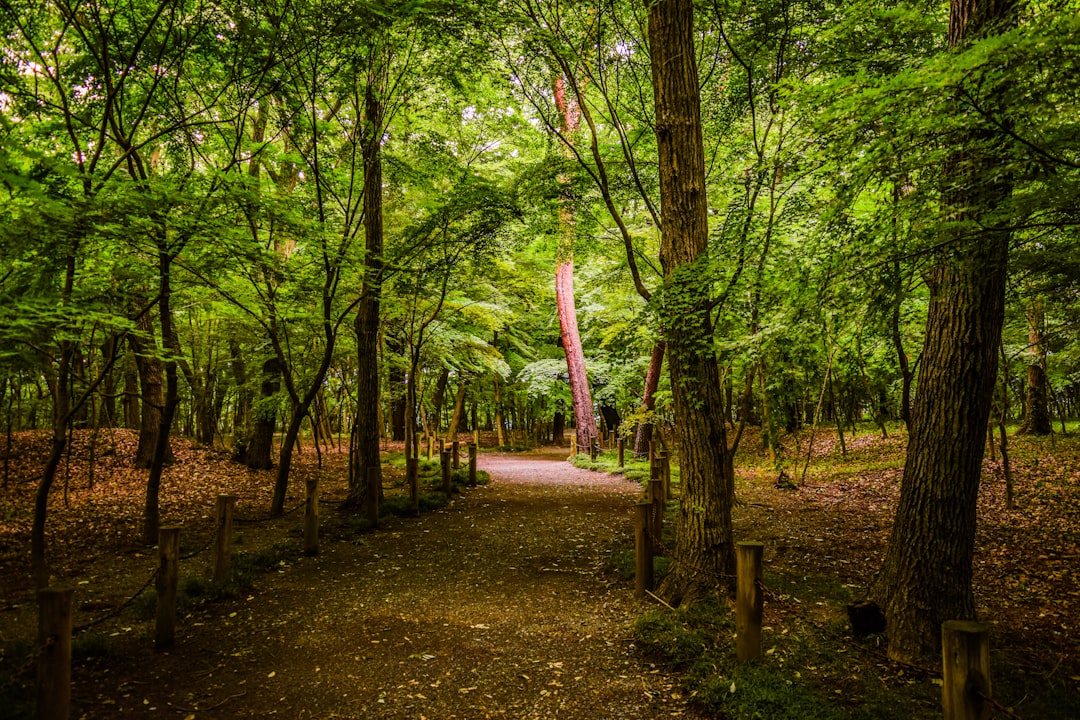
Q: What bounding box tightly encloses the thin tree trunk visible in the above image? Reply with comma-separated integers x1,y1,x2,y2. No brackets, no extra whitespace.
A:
1018,298,1051,435
633,342,665,457
447,380,467,441
129,311,167,468
144,244,180,545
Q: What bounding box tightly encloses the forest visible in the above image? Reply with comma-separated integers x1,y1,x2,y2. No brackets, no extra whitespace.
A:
1,0,1079,717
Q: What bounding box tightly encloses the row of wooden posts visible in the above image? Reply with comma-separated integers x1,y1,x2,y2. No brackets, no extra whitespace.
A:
33,443,482,720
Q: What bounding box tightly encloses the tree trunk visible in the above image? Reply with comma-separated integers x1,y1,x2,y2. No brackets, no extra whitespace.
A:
347,81,385,512
447,380,467,442
229,339,253,448
556,261,598,450
870,0,1016,663
430,368,450,441
554,75,599,452
1018,298,1051,435
386,335,407,442
649,0,736,603
129,312,169,468
144,245,180,545
244,357,280,470
634,342,665,457
553,408,566,446
122,350,140,430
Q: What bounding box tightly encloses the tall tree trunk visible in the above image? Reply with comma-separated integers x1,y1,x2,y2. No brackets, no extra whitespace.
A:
129,311,168,468
494,374,506,447
446,380,467,441
100,335,119,428
347,81,385,511
1018,298,1051,435
556,261,598,450
31,238,78,588
229,339,253,449
387,335,407,441
122,350,140,430
430,368,450,441
870,0,1016,663
144,243,180,545
649,0,736,603
554,75,599,452
634,342,665,456
244,357,280,470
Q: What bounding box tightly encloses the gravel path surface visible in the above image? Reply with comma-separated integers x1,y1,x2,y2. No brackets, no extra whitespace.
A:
73,449,705,719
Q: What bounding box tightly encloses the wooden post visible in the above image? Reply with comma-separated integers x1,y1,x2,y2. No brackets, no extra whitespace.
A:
468,443,478,485
304,477,319,555
36,586,73,720
634,501,654,598
452,440,460,469
213,494,237,585
366,466,379,529
441,449,452,495
736,541,765,662
590,436,598,461
648,440,655,467
155,526,181,648
617,438,625,468
942,620,992,720
570,439,577,457
427,435,434,461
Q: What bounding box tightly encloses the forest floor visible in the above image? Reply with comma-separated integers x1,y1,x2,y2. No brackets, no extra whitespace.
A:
0,427,1078,719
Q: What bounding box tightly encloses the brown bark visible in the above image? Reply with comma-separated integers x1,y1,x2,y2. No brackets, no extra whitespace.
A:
871,0,1016,663
633,342,665,457
648,0,736,603
144,240,180,545
244,357,280,470
129,312,168,468
447,380,467,442
1018,298,1052,435
347,80,385,512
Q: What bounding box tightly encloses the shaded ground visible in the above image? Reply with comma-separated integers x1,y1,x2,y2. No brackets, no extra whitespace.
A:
1,438,703,719
2,428,1079,719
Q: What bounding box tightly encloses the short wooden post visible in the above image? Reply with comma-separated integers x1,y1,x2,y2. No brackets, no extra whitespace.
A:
427,436,434,461
942,620,992,720
736,541,765,661
452,440,460,469
304,477,319,555
634,501,654,598
648,440,655,466
590,436,598,461
617,438,625,468
441,449,452,495
36,586,73,720
155,526,181,647
365,466,379,528
468,443,478,485
212,494,238,585
570,439,577,457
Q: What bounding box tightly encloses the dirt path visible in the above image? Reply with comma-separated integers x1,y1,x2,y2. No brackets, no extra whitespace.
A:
73,450,703,719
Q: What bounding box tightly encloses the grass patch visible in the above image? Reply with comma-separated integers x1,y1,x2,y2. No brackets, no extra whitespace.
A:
381,492,450,517
632,598,945,719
